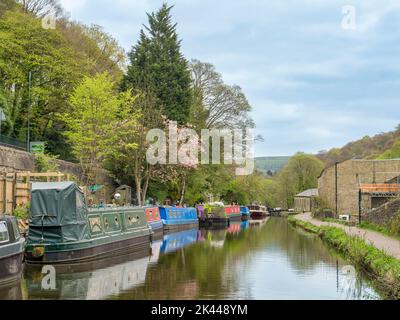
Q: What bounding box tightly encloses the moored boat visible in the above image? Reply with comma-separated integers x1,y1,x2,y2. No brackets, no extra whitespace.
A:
248,205,268,220
0,215,25,285
25,182,152,264
145,207,163,237
158,206,198,232
198,203,229,228
225,204,241,221
240,206,250,221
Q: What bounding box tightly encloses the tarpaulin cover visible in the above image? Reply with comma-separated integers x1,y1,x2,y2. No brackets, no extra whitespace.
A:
28,182,90,244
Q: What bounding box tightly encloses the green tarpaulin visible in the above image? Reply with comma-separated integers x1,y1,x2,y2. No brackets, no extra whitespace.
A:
28,182,89,244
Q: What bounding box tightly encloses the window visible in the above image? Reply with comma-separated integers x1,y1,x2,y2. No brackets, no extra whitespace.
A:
12,219,21,240
0,222,9,243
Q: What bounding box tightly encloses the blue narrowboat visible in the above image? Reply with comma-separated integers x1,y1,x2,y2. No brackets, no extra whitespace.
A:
240,206,250,221
158,207,198,232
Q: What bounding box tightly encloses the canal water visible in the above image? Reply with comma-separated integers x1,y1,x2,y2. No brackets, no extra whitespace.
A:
1,218,382,300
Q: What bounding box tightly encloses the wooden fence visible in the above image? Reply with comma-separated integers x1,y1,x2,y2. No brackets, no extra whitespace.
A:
0,171,70,214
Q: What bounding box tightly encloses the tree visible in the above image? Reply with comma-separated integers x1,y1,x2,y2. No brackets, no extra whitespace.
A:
378,140,400,160
276,153,323,209
17,0,63,18
0,8,83,158
61,73,136,185
104,91,163,205
190,59,254,130
123,3,193,124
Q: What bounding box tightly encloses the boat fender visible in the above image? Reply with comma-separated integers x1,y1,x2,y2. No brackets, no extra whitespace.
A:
32,246,45,258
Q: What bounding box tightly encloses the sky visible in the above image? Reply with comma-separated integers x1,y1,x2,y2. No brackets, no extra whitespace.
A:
59,0,400,157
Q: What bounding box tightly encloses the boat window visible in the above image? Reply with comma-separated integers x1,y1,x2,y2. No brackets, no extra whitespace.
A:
12,219,21,240
0,222,9,244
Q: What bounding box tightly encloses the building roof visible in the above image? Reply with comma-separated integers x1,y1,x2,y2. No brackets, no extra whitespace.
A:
295,188,319,198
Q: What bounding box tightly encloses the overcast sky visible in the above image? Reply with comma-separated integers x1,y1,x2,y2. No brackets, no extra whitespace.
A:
60,0,400,156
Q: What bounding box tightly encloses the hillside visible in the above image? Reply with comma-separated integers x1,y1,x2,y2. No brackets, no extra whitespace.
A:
255,156,291,175
318,125,400,167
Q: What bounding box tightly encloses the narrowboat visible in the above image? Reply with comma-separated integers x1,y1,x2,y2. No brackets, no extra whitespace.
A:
160,228,198,254
158,206,198,232
25,182,152,264
145,206,163,236
198,203,229,228
225,204,242,221
240,206,250,221
0,215,25,285
249,204,269,220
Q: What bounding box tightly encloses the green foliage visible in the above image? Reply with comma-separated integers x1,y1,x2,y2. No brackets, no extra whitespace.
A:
377,140,400,160
320,125,400,166
276,153,324,208
34,153,59,172
123,3,193,124
62,73,137,184
13,202,29,220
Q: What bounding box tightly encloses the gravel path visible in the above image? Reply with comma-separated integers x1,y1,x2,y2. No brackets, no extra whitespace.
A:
295,212,400,260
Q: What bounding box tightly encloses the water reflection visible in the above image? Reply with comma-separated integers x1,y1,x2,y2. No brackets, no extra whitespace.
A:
20,218,382,300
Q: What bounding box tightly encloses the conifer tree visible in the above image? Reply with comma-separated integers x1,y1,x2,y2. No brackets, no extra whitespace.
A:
123,3,192,124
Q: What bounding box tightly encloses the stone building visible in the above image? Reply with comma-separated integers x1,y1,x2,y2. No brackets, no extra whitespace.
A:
294,188,318,213
318,159,400,221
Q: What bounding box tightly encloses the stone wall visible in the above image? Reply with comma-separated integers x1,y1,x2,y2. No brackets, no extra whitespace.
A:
364,198,400,227
318,159,400,221
0,144,113,185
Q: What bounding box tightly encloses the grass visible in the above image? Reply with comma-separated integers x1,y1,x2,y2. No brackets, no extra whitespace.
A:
288,216,400,299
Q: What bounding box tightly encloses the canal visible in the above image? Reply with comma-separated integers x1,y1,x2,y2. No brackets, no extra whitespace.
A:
1,218,383,300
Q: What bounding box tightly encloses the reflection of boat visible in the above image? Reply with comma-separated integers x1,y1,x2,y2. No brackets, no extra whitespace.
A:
249,217,269,228
249,205,268,220
198,203,229,228
159,207,198,232
0,281,22,300
24,248,151,300
160,229,198,254
145,207,163,234
240,220,249,230
25,182,151,264
240,206,250,221
149,239,162,264
226,222,242,234
0,215,25,285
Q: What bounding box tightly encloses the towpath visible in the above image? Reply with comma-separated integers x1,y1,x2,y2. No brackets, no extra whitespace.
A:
295,212,400,260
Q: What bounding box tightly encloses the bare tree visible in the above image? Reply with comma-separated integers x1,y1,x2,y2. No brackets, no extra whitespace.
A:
18,0,63,18
190,59,254,130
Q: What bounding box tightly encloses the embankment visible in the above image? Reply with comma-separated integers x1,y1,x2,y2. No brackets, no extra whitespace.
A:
288,216,400,299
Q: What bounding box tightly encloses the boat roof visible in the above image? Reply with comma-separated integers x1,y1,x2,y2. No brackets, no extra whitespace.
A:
31,181,76,191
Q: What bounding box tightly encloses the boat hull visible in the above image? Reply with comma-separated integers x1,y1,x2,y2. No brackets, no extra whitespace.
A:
163,221,199,233
25,233,151,264
241,214,250,221
228,214,242,222
0,251,24,286
250,212,268,220
199,217,229,228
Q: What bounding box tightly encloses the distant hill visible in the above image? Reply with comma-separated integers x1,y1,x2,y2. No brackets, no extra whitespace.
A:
317,126,400,167
255,156,291,174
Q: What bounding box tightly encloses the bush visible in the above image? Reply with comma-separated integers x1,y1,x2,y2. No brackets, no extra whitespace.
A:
13,203,29,220
34,153,59,173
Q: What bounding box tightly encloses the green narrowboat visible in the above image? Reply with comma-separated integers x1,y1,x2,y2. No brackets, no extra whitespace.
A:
25,182,151,264
198,203,230,228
